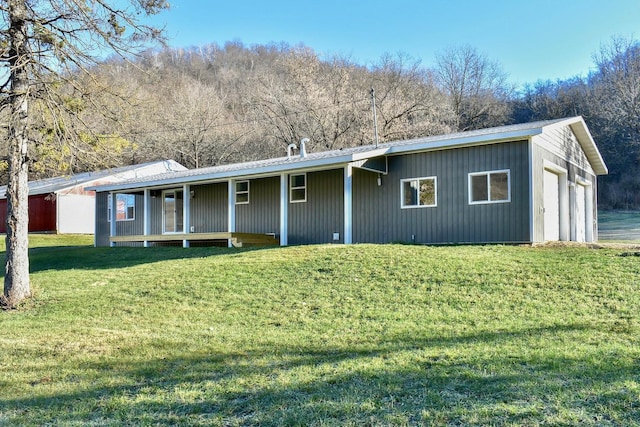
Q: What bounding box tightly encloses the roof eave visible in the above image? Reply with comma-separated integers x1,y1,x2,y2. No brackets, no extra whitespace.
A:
569,121,608,175
89,128,549,193
387,128,543,155
89,153,360,192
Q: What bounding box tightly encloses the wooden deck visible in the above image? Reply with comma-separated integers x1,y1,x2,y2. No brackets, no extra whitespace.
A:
109,232,279,247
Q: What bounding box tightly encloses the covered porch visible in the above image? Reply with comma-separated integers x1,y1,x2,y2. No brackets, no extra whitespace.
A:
109,231,278,247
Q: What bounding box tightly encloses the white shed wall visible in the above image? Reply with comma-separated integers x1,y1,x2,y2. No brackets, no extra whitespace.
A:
57,194,96,234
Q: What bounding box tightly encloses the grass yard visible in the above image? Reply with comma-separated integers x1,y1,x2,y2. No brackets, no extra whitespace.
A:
1,236,639,426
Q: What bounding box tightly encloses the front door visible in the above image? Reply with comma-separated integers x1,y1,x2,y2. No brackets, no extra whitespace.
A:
163,190,184,233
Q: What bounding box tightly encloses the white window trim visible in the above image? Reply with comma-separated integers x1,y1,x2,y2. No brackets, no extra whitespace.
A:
575,174,594,243
290,173,307,203
108,193,136,222
400,176,437,209
235,180,250,205
468,169,511,205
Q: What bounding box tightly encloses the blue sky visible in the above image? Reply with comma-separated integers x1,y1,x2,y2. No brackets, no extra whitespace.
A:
146,0,639,87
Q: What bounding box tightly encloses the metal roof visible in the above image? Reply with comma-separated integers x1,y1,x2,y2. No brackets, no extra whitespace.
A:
0,160,186,198
91,117,607,193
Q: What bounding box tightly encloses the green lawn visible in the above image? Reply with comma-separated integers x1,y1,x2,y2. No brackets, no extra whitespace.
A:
1,236,639,426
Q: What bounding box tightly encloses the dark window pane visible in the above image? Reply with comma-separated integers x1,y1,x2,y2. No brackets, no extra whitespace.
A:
471,175,488,202
490,173,509,201
291,188,306,201
419,179,435,206
236,181,248,192
403,181,417,206
291,174,305,188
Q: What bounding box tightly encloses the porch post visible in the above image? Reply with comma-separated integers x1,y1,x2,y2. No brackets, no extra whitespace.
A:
143,189,150,247
344,164,353,244
183,184,190,248
109,192,116,247
228,180,235,247
280,173,288,246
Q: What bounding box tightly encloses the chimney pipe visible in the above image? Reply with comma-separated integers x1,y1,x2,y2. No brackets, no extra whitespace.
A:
287,143,297,160
300,138,309,158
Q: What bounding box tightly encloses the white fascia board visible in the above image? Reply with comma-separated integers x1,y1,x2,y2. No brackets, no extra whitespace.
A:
351,147,390,161
386,128,543,156
569,122,608,175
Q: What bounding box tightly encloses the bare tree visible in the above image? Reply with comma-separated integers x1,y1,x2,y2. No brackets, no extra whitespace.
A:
0,0,167,308
435,45,512,131
591,36,640,138
589,36,640,209
371,53,454,141
161,77,249,168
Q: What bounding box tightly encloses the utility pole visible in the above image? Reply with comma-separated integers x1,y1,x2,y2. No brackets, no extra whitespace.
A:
370,87,379,148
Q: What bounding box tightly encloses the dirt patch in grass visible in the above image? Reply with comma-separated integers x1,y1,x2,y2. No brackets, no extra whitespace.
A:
534,241,640,250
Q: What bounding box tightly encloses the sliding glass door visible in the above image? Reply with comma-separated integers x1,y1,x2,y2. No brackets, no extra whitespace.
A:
163,190,184,233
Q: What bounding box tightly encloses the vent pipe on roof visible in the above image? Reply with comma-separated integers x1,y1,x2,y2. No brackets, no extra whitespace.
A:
287,143,297,160
300,138,309,158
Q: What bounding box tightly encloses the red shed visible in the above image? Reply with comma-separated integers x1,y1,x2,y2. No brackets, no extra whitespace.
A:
0,160,186,234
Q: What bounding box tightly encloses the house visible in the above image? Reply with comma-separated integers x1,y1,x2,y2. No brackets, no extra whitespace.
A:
0,160,187,234
90,117,608,247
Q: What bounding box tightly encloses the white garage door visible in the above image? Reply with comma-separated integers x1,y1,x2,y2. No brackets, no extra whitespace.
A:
544,170,560,241
575,184,586,243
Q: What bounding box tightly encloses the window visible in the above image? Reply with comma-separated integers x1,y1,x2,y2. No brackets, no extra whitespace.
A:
108,193,135,221
235,180,249,204
469,170,510,204
401,176,437,208
290,173,306,203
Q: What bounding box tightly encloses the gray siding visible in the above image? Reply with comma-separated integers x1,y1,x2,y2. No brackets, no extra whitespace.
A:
190,183,227,233
95,192,109,247
236,177,279,234
149,192,163,235
353,141,531,244
95,192,144,247
288,168,344,245
116,193,144,240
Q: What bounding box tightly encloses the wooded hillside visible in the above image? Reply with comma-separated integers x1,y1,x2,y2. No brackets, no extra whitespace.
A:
9,38,640,209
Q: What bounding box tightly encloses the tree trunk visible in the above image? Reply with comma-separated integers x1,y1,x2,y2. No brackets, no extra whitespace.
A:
3,0,31,308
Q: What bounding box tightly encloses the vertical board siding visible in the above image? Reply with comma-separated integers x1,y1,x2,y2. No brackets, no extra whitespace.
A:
115,193,144,237
28,195,57,232
150,193,163,235
189,183,228,233
0,195,56,233
236,177,279,234
353,141,530,244
95,192,110,246
288,168,344,245
95,192,144,246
